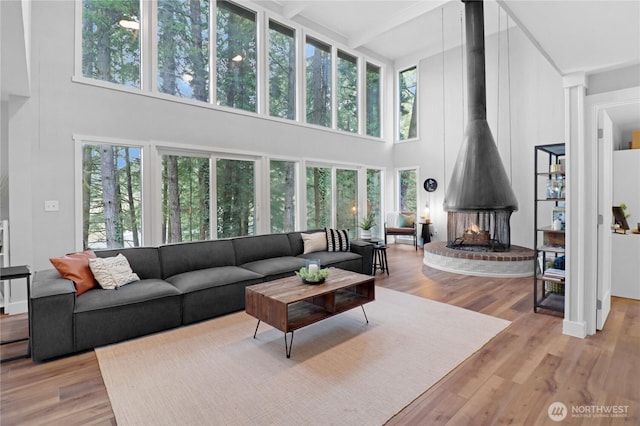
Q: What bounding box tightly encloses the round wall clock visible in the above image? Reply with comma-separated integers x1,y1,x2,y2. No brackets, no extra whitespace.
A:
423,178,438,192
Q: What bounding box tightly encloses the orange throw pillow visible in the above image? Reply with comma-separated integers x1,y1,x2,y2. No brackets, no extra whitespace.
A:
49,250,98,296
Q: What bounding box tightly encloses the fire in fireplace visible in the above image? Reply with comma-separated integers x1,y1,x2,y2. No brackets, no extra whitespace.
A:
447,211,512,252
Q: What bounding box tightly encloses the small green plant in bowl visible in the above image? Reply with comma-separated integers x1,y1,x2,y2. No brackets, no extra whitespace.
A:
295,267,330,284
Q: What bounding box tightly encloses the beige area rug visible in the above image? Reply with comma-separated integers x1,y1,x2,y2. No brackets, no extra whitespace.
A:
96,286,510,426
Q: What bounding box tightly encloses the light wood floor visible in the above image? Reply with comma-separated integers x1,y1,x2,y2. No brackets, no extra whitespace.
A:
1,245,638,425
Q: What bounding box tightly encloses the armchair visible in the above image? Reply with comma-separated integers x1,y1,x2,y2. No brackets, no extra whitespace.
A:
384,212,418,250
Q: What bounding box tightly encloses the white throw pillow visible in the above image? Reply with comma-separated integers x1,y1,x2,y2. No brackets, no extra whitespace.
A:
88,254,140,290
301,232,327,254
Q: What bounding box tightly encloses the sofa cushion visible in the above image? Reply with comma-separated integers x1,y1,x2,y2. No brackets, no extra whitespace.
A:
73,279,182,352
74,278,181,313
301,232,327,254
159,240,236,279
166,266,264,324
49,250,99,296
240,256,307,278
89,254,140,290
233,234,293,265
96,247,162,280
165,266,263,294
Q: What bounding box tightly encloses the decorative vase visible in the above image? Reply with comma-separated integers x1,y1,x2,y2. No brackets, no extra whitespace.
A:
361,230,371,240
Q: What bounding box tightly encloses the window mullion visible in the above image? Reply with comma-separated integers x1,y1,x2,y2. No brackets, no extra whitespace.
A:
257,11,267,115
299,30,307,124
331,46,338,129
358,57,365,135
210,1,217,105
146,0,158,94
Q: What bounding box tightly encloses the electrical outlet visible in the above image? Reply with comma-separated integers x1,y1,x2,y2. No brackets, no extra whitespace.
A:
44,200,59,212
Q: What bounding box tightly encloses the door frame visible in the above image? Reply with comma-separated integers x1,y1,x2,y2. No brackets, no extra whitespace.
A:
585,87,640,335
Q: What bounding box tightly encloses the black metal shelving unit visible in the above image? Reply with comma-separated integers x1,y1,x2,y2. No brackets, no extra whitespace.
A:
534,143,566,315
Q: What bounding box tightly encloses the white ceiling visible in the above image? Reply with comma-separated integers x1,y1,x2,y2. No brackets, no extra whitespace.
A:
265,0,640,74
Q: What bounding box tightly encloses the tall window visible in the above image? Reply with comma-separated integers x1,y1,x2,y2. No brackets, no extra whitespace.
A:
157,0,209,101
336,169,358,237
82,0,141,87
81,143,142,249
337,51,358,133
366,169,382,238
306,166,332,229
268,21,296,120
366,63,381,137
217,158,255,238
270,160,297,233
398,169,417,213
161,155,210,244
80,2,386,137
398,66,418,140
305,37,332,127
216,0,257,112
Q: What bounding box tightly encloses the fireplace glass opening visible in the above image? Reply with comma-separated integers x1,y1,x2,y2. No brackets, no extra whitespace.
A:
447,211,512,252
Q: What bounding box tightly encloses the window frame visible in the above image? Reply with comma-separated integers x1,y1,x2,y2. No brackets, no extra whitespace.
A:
396,166,419,216
73,135,151,252
365,62,382,138
73,1,385,141
267,157,300,234
266,19,298,121
336,49,359,134
397,65,419,142
75,136,387,248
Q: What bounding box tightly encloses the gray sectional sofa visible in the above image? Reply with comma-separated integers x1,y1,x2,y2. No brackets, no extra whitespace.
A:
29,231,373,362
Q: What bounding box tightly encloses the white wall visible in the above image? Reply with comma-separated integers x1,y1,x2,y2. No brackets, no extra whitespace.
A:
393,18,565,248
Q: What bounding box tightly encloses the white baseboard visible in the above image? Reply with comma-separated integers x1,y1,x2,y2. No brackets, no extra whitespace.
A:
4,300,28,315
562,319,587,338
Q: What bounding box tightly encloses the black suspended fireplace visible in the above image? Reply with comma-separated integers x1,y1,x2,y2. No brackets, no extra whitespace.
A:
443,0,518,252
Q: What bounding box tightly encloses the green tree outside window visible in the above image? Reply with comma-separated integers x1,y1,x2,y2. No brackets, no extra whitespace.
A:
269,21,296,120
306,37,332,127
82,143,142,249
216,0,257,112
337,51,358,133
399,66,418,140
82,0,140,87
270,160,297,233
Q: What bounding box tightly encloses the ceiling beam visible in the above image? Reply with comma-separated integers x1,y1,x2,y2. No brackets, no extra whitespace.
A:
281,2,307,19
496,0,562,75
348,0,448,49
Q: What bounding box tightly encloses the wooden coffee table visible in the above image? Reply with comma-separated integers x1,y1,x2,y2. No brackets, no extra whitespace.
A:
245,268,375,358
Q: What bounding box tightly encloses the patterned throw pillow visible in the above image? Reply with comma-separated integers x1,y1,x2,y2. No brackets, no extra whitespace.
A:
325,228,350,252
88,254,140,290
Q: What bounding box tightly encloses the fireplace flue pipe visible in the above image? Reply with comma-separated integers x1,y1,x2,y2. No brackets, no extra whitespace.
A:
443,0,518,213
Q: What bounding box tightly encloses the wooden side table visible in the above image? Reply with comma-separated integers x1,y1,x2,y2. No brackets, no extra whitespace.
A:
1,265,31,363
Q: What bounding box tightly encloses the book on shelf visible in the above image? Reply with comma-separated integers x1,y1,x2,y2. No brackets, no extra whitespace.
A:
543,268,565,280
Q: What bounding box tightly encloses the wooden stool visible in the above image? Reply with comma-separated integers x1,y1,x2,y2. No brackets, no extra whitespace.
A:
372,244,389,275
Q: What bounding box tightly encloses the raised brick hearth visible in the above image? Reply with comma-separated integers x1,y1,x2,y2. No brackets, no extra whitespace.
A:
423,241,535,278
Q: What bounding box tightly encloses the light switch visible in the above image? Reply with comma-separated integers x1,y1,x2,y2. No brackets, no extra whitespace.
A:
44,200,59,211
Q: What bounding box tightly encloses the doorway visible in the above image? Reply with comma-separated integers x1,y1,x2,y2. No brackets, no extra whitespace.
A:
591,92,640,333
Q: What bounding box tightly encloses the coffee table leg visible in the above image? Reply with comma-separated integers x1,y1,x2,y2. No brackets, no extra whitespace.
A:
253,320,261,338
284,331,294,358
361,306,369,324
